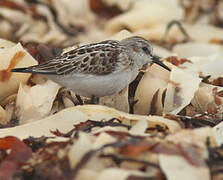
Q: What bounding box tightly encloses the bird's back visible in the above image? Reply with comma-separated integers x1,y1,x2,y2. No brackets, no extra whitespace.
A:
12,40,132,76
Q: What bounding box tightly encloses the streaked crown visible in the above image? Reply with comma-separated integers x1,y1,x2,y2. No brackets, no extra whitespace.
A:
120,36,153,68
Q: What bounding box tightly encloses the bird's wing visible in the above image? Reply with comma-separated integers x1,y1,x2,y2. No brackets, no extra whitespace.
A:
11,60,65,75
11,40,132,76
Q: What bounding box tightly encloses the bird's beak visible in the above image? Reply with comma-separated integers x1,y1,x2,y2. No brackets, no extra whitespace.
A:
151,55,171,71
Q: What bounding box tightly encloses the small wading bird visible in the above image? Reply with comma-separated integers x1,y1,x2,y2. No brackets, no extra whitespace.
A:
11,36,170,104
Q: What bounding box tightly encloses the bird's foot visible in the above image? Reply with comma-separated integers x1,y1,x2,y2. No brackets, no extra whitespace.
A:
75,94,84,105
90,95,99,104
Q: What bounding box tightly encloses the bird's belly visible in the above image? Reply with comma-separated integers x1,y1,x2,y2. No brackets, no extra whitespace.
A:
48,70,138,97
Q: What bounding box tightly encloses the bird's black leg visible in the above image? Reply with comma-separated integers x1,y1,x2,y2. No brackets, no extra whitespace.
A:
95,97,99,104
75,94,84,105
90,95,99,104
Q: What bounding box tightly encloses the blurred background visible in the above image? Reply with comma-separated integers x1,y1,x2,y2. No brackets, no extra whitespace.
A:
0,0,222,48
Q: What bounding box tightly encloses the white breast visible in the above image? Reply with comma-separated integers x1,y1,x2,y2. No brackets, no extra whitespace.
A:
47,68,138,97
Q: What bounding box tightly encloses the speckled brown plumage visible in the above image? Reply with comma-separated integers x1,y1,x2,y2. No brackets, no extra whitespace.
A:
23,40,132,76
11,36,170,98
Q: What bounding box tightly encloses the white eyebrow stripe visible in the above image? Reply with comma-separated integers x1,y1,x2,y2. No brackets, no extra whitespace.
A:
88,43,118,49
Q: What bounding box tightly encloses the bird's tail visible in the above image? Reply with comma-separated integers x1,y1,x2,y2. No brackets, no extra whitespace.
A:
11,64,57,75
11,67,34,73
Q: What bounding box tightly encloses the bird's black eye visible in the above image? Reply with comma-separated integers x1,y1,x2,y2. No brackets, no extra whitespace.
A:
142,47,150,54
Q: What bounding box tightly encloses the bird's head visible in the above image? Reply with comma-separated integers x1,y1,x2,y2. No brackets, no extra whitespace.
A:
120,36,170,71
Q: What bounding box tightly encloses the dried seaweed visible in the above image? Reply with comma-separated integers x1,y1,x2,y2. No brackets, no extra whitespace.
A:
72,141,126,179
206,139,223,178
119,140,157,157
90,0,122,19
146,125,169,136
166,56,192,66
165,114,222,128
0,118,19,129
179,116,222,128
149,89,159,115
51,128,76,138
0,0,85,44
74,118,131,132
0,129,219,179
23,156,72,180
22,140,72,180
24,0,83,36
129,72,144,114
101,131,145,141
180,0,223,27
0,136,32,180
23,136,49,152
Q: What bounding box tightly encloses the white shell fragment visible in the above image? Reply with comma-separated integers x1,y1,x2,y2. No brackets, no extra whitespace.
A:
106,0,183,34
92,132,116,149
191,83,223,116
0,38,15,49
183,23,223,42
76,169,98,180
134,64,170,115
16,80,60,124
0,107,88,138
107,29,132,41
74,105,181,133
167,53,223,80
135,23,223,43
167,127,216,150
159,154,210,180
97,168,149,180
52,0,94,25
153,45,173,58
0,105,181,139
201,53,223,79
99,87,129,113
163,67,201,115
68,132,93,168
0,43,37,103
173,42,223,58
128,119,148,136
106,31,173,116
213,121,223,146
160,128,213,180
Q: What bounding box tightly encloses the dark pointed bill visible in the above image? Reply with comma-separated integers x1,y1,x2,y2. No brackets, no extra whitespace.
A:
151,55,171,71
11,67,30,73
